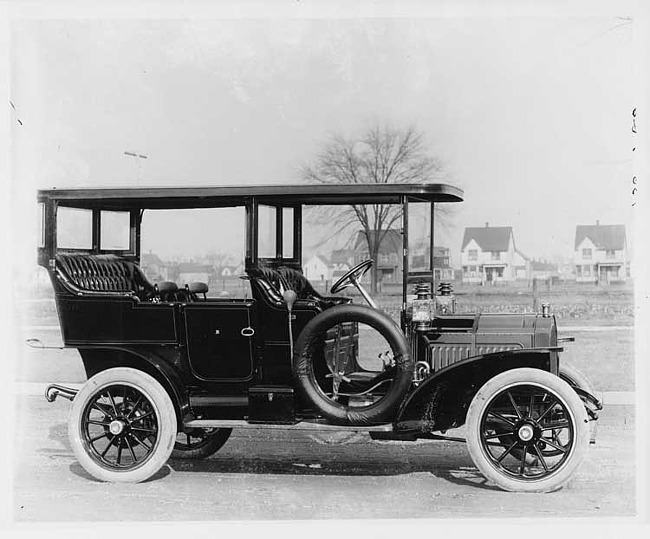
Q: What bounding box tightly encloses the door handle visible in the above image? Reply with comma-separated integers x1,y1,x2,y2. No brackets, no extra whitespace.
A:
241,327,255,337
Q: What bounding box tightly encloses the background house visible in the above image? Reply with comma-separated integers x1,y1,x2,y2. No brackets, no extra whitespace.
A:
530,259,559,281
217,264,244,278
410,244,455,282
353,230,402,284
574,222,629,283
178,262,211,285
513,249,531,281
303,254,334,284
461,223,529,284
141,251,171,282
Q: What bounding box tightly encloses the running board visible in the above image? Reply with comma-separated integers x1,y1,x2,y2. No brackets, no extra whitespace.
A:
184,418,395,432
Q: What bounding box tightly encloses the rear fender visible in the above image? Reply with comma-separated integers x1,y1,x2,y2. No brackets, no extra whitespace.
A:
395,348,558,433
78,346,189,428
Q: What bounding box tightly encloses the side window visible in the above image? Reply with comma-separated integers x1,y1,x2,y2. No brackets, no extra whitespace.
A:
37,202,45,248
140,207,246,297
282,208,294,259
57,207,92,249
258,205,277,259
100,211,131,251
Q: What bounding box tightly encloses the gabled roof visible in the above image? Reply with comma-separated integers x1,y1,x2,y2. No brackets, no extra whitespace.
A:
514,248,529,261
354,230,402,254
575,224,626,250
331,249,355,264
142,252,165,266
219,264,242,273
462,226,513,252
308,254,331,266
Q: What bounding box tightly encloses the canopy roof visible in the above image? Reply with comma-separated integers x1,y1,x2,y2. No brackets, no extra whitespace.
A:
38,182,463,209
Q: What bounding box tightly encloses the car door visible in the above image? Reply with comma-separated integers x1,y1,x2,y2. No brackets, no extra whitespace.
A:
183,301,257,381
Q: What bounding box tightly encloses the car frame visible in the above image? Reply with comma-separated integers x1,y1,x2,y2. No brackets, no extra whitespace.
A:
35,182,601,492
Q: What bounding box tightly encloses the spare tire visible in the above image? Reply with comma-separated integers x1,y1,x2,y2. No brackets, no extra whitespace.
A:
293,304,414,425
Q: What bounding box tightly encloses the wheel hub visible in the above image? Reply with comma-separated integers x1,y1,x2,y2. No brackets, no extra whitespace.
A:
109,419,126,436
517,423,534,442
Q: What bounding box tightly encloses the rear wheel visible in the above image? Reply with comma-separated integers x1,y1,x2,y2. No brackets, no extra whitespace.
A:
68,367,176,483
171,428,232,460
466,368,589,492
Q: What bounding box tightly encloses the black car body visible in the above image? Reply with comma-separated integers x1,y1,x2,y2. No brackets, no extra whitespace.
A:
37,183,601,491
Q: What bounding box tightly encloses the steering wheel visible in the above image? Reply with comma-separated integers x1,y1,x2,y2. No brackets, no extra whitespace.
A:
330,259,373,294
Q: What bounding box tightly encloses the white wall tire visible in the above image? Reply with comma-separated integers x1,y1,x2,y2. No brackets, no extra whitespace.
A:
466,368,589,493
68,367,177,483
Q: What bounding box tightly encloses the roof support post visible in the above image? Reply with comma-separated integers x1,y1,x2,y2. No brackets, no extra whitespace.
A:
402,196,409,311
430,202,435,296
245,198,258,268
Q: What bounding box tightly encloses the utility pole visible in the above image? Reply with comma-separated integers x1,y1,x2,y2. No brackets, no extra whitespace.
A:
124,151,148,182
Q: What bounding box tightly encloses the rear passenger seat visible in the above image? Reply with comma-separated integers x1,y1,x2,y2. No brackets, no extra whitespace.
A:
55,254,155,300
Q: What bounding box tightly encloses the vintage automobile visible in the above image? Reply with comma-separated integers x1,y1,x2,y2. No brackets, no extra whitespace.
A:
35,183,601,492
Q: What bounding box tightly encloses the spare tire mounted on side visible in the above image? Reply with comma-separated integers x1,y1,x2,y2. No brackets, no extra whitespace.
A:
292,304,414,425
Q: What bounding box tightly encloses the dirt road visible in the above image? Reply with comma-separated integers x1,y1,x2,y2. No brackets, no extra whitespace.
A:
13,394,635,522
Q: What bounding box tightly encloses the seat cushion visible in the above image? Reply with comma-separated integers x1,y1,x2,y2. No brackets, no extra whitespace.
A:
55,254,154,299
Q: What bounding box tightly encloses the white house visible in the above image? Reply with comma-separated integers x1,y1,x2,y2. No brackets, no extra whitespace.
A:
218,264,243,278
513,249,531,281
574,222,629,283
461,224,528,284
178,262,211,285
304,255,333,284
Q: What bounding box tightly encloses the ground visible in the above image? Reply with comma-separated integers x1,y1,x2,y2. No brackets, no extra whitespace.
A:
12,394,635,521
10,283,638,523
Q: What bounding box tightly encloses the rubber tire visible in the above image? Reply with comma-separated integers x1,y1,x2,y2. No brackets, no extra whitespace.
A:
171,428,232,460
293,304,414,425
466,368,590,493
68,367,177,483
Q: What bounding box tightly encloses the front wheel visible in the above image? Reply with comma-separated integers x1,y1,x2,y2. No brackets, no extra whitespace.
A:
68,367,177,483
466,368,589,492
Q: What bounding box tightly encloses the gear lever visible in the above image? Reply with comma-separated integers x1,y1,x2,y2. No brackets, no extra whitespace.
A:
283,290,298,359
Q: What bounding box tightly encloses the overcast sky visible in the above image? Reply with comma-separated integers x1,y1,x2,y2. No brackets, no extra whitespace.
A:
9,12,638,266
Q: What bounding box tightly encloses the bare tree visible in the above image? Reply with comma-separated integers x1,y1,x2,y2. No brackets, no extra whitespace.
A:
302,124,447,293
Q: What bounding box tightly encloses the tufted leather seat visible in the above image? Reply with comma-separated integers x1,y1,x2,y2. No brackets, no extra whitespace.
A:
246,265,350,309
55,254,155,300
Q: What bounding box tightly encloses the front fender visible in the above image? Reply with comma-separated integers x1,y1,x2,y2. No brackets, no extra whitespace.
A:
395,348,559,433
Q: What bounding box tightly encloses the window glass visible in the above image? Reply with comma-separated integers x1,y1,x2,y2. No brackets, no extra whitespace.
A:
407,202,429,271
37,203,45,248
140,207,246,297
468,249,478,261
282,208,294,258
101,211,131,250
258,205,277,258
57,207,92,249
